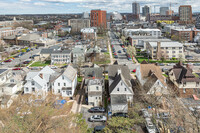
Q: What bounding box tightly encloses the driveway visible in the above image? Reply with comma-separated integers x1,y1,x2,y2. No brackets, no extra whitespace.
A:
81,106,106,129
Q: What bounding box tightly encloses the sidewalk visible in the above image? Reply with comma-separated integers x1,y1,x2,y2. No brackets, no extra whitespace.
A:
108,40,114,65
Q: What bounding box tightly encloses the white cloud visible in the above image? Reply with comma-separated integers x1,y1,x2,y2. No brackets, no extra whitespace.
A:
20,0,31,2
34,2,46,6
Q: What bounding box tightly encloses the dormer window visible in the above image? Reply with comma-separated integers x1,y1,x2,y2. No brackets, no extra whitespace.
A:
31,81,35,86
117,88,119,91
196,82,199,86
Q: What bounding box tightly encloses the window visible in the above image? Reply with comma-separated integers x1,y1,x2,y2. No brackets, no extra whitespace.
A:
64,83,66,86
96,97,97,99
121,82,123,86
179,51,182,53
1,77,4,81
196,82,199,87
2,88,4,92
117,88,119,91
125,88,127,91
172,47,175,49
183,88,186,93
172,51,176,53
96,86,99,90
157,81,159,85
31,81,35,86
10,79,14,82
58,89,61,93
167,51,169,53
58,83,60,86
32,87,35,92
179,47,182,49
26,88,29,92
166,47,168,49
62,76,64,80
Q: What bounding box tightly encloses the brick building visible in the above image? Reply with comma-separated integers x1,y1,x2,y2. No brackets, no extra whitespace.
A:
171,28,200,42
90,10,107,29
179,5,192,24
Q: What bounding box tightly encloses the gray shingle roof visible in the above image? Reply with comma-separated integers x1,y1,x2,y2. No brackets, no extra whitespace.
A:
84,67,103,79
108,65,131,81
63,65,77,81
18,34,40,41
0,69,8,75
40,49,54,54
51,50,72,54
111,95,127,105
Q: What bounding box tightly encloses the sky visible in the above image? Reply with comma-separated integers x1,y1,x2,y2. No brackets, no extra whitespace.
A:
0,0,199,14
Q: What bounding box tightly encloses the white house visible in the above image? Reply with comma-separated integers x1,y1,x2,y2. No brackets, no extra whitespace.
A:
87,79,104,107
52,65,77,97
108,63,134,113
24,66,55,98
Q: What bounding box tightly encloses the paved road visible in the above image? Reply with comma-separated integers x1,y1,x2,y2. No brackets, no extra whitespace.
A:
109,31,138,70
0,47,42,68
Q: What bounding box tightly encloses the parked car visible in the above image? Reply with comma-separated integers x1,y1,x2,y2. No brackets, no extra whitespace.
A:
145,118,156,133
4,59,12,62
167,63,175,66
114,55,118,58
118,50,122,53
51,66,58,69
89,115,107,122
12,68,22,70
88,107,105,113
162,68,169,72
94,125,105,132
158,63,165,66
132,69,136,73
112,112,128,118
0,62,5,65
23,61,31,64
141,109,150,118
194,63,200,66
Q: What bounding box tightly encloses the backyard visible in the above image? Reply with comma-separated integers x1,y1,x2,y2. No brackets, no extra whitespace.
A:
30,60,51,67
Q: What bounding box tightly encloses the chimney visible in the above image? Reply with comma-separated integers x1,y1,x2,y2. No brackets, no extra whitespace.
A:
39,73,43,79
117,69,121,75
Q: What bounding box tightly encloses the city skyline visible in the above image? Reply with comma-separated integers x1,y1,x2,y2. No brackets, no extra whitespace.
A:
0,0,200,14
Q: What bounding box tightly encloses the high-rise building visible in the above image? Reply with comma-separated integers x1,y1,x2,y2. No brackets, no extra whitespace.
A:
179,5,192,23
132,2,140,15
196,15,200,29
68,19,90,33
142,5,150,16
160,7,169,15
90,9,107,29
82,12,89,19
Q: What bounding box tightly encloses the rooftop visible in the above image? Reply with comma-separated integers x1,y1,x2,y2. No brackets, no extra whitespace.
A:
148,41,183,47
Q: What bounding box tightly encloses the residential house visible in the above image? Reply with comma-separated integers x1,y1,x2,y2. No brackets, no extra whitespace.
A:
108,64,134,113
81,28,97,41
51,50,72,65
24,66,55,98
146,41,184,60
168,62,200,98
40,46,61,61
87,79,104,106
52,65,77,97
84,64,103,85
72,47,87,64
17,33,41,46
136,60,168,95
85,46,101,62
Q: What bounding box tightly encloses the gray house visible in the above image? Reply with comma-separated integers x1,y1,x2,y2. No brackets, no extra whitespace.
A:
51,50,72,65
72,47,86,64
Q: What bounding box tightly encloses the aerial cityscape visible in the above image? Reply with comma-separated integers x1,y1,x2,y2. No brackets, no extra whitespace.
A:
0,0,200,132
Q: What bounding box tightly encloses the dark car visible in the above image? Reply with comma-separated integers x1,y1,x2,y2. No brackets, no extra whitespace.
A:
114,55,118,58
23,61,31,64
88,107,105,113
94,125,105,132
112,112,128,118
118,50,122,53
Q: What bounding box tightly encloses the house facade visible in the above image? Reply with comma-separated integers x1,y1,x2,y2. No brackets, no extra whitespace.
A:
52,65,77,97
87,79,104,106
51,50,72,65
24,66,55,98
168,62,200,98
108,64,134,113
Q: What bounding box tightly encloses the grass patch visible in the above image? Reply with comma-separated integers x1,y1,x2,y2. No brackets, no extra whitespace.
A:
30,60,51,67
163,74,169,78
77,77,83,82
94,59,111,65
105,75,108,80
137,57,181,63
104,52,109,55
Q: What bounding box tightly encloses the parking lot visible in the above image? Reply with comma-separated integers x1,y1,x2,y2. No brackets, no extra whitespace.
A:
81,106,106,129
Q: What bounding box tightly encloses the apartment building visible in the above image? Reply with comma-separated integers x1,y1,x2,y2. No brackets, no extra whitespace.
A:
90,10,107,29
51,50,72,65
179,5,192,24
80,28,97,40
146,41,184,60
68,19,90,33
123,28,161,37
171,28,200,42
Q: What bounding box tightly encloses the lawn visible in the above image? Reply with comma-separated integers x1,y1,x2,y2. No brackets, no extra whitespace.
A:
94,59,111,65
136,57,180,63
77,77,83,82
30,60,51,67
163,74,169,78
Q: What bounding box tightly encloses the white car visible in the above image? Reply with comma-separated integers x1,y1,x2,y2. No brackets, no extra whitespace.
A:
90,115,107,122
141,109,150,118
145,118,156,133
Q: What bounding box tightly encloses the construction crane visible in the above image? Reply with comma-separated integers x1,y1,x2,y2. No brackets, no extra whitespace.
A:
169,2,178,15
